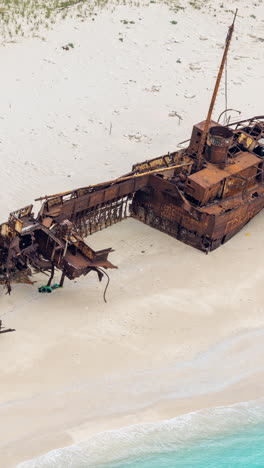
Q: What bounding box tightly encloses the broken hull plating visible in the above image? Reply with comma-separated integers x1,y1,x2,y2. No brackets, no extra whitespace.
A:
131,182,264,252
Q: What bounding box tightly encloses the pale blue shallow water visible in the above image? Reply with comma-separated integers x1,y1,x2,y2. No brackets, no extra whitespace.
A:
18,399,264,468
99,423,264,468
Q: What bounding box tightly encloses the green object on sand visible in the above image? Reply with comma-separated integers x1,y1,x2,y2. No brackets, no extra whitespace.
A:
38,284,61,293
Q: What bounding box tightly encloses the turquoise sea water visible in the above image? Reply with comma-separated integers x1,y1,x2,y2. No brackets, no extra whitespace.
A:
99,423,264,468
18,399,264,468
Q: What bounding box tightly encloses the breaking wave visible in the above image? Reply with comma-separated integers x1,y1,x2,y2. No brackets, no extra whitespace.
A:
17,398,264,468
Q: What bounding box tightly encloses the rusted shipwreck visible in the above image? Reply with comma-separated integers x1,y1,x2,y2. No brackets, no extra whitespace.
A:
0,12,264,295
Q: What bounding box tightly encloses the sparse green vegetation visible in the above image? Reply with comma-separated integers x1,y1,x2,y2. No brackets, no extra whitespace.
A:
0,0,108,40
0,0,216,42
189,1,201,10
121,19,135,24
62,41,74,49
188,0,206,10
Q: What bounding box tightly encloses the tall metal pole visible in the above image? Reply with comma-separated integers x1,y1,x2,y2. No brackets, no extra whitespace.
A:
196,9,238,169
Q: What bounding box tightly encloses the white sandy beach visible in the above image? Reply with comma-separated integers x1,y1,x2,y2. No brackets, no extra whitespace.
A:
0,0,264,466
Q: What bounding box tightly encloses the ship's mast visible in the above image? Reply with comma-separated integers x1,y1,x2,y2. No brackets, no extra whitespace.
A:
196,9,238,169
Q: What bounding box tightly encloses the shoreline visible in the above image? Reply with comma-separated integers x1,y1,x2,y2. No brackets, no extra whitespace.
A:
3,316,264,466
15,374,264,467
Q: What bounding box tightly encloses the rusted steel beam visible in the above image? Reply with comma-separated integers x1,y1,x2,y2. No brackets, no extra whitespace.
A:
196,9,237,169
35,161,193,202
227,115,264,128
0,328,16,334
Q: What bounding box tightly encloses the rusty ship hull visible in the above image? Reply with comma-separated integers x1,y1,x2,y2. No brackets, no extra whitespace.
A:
37,114,264,255
131,173,264,253
130,116,264,252
1,113,264,295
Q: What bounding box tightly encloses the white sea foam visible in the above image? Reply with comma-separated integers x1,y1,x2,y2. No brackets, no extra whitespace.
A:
17,398,264,468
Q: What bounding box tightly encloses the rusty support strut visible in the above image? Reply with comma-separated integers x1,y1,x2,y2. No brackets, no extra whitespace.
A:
197,9,238,169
